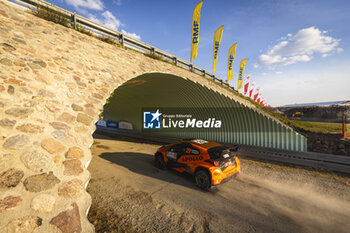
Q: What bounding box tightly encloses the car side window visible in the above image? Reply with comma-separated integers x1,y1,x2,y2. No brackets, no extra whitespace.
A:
170,144,185,155
183,144,200,155
170,143,200,156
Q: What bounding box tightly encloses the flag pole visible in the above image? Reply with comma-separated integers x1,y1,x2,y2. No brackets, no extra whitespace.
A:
343,114,347,139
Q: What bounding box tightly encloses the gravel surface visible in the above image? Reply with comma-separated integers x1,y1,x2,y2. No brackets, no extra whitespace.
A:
87,133,350,233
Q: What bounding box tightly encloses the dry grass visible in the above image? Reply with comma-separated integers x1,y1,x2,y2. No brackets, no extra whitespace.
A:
144,52,164,61
97,36,119,45
32,5,69,27
75,26,93,36
29,5,122,48
290,120,350,134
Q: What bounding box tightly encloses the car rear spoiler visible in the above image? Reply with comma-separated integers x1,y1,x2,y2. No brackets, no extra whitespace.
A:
228,145,239,152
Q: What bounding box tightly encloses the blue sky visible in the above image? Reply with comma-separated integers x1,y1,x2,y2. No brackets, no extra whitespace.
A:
47,0,350,106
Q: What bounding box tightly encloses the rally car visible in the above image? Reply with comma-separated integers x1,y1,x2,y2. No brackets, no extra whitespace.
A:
154,139,240,190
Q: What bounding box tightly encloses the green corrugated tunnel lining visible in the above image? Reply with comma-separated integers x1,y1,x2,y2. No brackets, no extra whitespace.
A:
103,73,307,151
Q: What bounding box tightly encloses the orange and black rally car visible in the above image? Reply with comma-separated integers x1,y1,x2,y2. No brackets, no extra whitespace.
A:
154,139,240,190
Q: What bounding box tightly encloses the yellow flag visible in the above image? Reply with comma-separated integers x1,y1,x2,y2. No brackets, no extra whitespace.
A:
213,25,224,73
237,58,248,90
190,1,203,62
227,43,237,82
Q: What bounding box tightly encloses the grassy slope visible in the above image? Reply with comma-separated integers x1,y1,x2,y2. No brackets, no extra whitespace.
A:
290,121,350,135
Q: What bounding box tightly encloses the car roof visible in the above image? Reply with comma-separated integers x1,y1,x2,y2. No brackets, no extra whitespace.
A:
184,139,222,149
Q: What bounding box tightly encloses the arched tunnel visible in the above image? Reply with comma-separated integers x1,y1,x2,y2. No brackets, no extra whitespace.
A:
102,73,307,151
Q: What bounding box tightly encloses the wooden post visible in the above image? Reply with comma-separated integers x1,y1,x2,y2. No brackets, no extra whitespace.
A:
120,34,124,48
72,12,77,29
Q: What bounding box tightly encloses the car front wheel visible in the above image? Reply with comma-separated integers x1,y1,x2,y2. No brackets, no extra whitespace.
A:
154,153,166,170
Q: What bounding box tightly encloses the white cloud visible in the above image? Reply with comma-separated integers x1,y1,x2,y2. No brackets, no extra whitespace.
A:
87,13,100,22
254,63,350,106
65,0,104,11
88,11,140,40
255,27,342,68
68,2,141,42
101,10,122,30
121,30,141,40
113,0,122,6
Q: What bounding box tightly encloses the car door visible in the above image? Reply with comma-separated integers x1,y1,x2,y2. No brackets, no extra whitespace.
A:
166,143,186,167
177,144,202,165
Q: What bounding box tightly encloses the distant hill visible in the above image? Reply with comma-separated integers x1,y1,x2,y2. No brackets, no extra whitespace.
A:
281,100,349,108
279,101,350,123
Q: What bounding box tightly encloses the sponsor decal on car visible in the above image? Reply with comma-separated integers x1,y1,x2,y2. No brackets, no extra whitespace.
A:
182,156,203,162
191,139,208,144
225,161,233,166
166,151,177,160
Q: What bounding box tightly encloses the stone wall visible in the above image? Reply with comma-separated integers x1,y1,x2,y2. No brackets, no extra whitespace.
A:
0,1,270,232
305,131,350,156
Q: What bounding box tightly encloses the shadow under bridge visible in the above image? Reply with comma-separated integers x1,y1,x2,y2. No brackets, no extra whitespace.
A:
103,73,307,151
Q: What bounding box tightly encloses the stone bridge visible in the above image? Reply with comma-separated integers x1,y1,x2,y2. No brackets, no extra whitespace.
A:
0,1,305,232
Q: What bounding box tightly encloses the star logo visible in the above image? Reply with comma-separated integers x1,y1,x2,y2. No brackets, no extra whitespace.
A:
143,109,162,129
150,109,162,122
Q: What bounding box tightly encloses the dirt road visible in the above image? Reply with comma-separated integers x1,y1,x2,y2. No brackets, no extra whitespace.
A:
87,133,350,233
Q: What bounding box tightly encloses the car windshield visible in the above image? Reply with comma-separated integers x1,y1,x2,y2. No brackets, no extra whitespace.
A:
207,146,234,160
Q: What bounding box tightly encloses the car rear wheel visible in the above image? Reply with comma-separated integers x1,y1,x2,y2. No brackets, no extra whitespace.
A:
155,153,166,170
195,170,211,191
